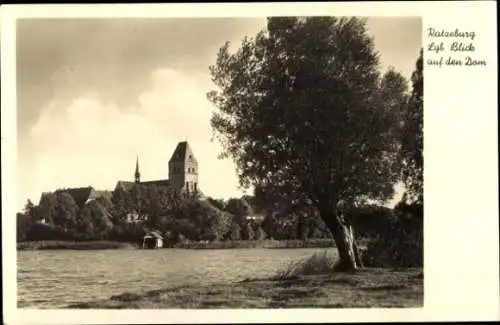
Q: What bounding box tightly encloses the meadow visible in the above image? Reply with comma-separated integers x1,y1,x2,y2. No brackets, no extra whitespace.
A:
67,252,423,309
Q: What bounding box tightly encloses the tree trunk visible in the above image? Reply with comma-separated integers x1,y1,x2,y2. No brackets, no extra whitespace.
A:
320,209,360,272
350,224,364,268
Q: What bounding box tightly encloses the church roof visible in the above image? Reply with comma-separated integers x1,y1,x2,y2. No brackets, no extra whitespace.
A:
92,190,113,201
48,186,111,208
115,181,136,192
140,179,170,187
115,179,171,192
169,141,197,163
55,187,94,208
144,230,163,239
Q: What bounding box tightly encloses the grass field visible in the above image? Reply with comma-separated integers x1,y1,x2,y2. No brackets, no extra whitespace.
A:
67,267,423,309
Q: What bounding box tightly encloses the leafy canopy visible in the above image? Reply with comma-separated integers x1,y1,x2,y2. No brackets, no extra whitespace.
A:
400,49,423,201
208,17,408,211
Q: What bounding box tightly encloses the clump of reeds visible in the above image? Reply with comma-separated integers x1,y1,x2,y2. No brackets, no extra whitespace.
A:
274,251,338,280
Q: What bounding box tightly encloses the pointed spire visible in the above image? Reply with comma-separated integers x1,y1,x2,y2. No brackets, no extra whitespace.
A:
135,155,141,183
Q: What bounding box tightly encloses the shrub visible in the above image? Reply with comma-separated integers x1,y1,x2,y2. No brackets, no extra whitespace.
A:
349,205,393,240
17,212,32,242
362,201,423,268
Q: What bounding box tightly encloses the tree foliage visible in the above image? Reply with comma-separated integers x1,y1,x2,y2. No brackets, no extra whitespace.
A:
401,49,423,202
50,192,80,231
77,200,114,240
225,198,253,219
362,197,423,267
19,183,416,253
17,212,31,242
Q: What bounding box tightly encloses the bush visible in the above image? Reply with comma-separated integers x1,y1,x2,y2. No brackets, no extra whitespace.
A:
349,205,393,240
362,201,423,268
17,213,32,242
25,223,73,241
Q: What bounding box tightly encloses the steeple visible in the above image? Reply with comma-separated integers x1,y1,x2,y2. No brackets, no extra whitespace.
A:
135,155,141,183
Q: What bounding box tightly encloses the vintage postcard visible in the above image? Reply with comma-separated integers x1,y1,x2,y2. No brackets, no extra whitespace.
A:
1,2,498,324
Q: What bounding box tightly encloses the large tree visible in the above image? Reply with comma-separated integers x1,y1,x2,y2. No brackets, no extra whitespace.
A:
207,17,408,270
77,200,114,240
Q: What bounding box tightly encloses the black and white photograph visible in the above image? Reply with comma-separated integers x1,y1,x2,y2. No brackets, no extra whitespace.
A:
2,2,498,323
15,14,424,309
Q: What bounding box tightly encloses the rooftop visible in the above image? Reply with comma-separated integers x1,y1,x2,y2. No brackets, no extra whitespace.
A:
169,141,197,163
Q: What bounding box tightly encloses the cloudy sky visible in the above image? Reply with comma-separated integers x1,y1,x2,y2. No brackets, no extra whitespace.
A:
16,17,421,210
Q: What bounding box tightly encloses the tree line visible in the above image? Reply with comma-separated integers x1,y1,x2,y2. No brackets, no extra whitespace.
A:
16,184,338,245
17,182,422,267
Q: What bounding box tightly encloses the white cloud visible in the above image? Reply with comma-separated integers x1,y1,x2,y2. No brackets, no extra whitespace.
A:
24,67,245,208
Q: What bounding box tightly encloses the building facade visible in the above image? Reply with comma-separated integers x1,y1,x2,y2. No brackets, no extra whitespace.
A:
115,141,202,197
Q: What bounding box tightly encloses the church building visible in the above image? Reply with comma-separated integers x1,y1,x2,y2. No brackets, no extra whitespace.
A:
38,141,203,215
115,141,202,197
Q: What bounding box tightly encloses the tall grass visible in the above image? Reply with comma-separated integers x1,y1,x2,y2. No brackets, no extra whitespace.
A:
274,251,339,280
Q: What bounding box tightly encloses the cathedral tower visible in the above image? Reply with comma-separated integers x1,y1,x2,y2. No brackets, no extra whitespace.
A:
168,141,198,194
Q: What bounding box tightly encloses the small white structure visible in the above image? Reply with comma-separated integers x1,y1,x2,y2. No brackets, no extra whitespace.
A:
142,231,163,249
37,217,49,225
245,214,265,222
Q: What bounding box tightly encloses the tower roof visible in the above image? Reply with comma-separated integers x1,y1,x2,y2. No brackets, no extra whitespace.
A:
169,141,197,163
135,155,140,182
